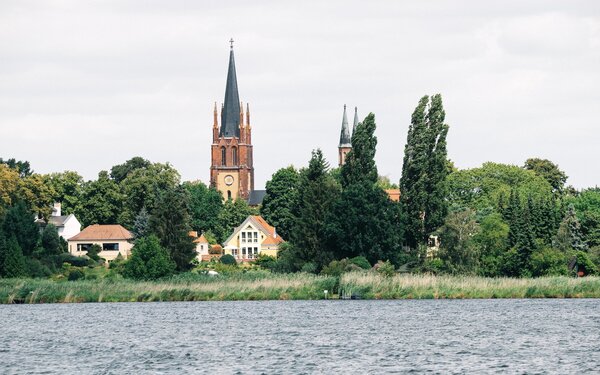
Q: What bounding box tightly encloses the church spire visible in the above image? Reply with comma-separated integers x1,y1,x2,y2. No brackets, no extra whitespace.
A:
352,106,359,135
220,40,241,137
339,104,351,147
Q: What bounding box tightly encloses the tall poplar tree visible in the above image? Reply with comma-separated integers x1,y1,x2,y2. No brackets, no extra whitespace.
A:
261,166,300,240
327,113,403,265
400,94,450,248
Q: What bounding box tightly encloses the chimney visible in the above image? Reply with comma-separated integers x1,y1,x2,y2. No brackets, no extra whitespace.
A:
52,202,61,217
273,227,277,238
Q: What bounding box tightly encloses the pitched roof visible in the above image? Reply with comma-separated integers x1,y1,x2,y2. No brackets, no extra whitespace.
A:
385,189,401,202
68,224,133,241
220,47,241,138
223,215,285,245
48,215,69,227
194,234,209,244
248,190,266,206
339,104,351,147
352,106,359,135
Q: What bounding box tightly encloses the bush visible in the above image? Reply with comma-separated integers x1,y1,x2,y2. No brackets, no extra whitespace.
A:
376,260,395,277
349,256,371,270
574,251,598,276
530,248,568,277
220,254,237,265
253,254,277,270
122,235,176,280
25,258,52,278
300,262,318,274
54,253,89,268
86,244,101,261
321,259,362,277
68,268,85,281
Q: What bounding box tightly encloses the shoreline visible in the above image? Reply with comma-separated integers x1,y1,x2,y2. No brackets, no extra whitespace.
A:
1,273,599,304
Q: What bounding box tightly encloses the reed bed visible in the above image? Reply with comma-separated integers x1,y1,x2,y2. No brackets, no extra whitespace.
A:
1,272,599,303
340,272,600,299
0,273,337,304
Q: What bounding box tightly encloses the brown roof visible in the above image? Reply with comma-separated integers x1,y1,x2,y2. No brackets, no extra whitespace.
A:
194,234,208,244
385,189,401,202
68,224,133,241
252,216,284,245
262,235,284,245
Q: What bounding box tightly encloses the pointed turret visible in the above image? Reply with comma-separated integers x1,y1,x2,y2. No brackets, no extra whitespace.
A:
220,45,241,137
339,104,351,147
352,106,359,135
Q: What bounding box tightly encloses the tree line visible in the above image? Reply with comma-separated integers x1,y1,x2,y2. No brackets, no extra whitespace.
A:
1,94,599,279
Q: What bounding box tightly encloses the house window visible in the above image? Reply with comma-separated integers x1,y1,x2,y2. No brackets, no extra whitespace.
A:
232,147,238,165
242,247,246,257
221,146,227,166
253,232,258,243
254,247,258,255
103,243,119,251
241,232,246,242
77,243,92,252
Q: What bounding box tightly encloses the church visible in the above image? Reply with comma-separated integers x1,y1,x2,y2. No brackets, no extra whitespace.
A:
210,41,265,205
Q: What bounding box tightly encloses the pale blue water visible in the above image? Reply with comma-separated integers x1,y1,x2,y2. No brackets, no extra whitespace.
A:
1,299,599,374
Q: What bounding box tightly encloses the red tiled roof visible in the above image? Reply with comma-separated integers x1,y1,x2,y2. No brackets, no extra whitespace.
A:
68,224,133,241
385,189,401,202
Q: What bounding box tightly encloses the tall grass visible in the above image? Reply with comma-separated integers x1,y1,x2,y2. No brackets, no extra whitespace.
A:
1,272,599,303
0,273,337,304
340,272,600,299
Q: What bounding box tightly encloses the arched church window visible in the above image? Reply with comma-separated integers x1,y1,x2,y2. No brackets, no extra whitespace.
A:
227,190,232,200
232,147,238,165
221,147,226,166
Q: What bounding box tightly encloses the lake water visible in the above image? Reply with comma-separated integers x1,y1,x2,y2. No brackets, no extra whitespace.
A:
1,299,599,374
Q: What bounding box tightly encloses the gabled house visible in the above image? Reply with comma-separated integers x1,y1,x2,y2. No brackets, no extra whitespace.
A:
36,202,82,241
68,224,134,262
189,231,212,262
222,215,284,262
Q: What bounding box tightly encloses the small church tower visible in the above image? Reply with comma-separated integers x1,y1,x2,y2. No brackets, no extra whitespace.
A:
210,40,254,201
338,105,356,167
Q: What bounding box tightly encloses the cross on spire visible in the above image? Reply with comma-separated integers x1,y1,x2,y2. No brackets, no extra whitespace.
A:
229,38,234,50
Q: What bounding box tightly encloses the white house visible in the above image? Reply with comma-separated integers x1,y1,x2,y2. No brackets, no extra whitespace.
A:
68,224,134,262
36,202,82,241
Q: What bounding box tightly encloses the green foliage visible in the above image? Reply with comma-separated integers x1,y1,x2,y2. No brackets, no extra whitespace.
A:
574,251,597,276
447,162,554,213
523,158,567,194
555,205,588,252
260,166,300,240
349,256,371,270
300,262,318,273
47,171,83,215
341,113,378,187
2,201,40,256
41,224,63,256
18,174,56,220
0,235,27,278
326,182,403,265
86,244,101,261
474,213,509,277
530,248,568,277
321,258,362,277
437,208,480,274
376,260,396,277
219,254,237,265
288,150,341,269
568,188,600,247
110,157,152,184
400,94,450,248
183,181,223,237
149,186,196,272
76,171,124,226
68,268,85,281
253,254,277,270
0,158,33,178
132,206,151,239
119,162,180,227
123,235,176,280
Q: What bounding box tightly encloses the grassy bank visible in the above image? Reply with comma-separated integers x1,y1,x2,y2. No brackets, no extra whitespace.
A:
340,273,600,299
0,273,337,304
1,272,599,303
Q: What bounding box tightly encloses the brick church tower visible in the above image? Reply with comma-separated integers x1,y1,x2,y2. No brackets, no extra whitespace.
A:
210,42,254,201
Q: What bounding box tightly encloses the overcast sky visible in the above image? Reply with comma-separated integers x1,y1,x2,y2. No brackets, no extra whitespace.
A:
1,1,599,189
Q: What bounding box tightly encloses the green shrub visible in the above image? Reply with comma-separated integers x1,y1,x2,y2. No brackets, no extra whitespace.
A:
300,262,318,274
349,256,371,270
68,268,85,281
122,235,176,280
220,254,237,265
574,251,598,276
530,248,568,277
86,244,101,261
376,260,395,277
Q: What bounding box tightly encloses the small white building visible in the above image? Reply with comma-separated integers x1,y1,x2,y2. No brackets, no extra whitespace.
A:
36,202,81,241
68,224,134,262
189,231,210,261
